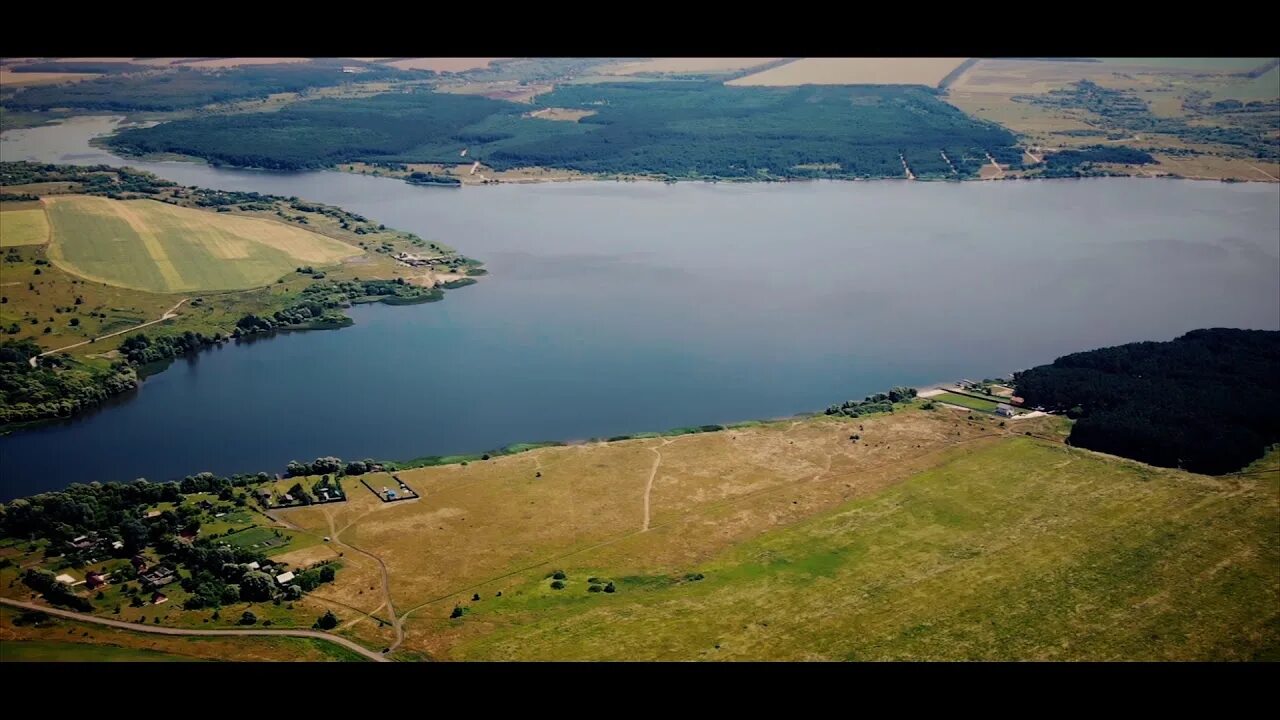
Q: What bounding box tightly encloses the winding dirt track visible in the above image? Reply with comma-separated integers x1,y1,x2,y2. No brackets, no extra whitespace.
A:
28,297,188,367
0,597,389,662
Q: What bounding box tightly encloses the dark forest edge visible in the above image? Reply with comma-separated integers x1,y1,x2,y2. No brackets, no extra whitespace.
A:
1013,328,1280,474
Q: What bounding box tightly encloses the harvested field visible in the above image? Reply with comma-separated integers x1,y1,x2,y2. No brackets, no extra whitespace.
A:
383,58,508,73
0,205,49,247
602,58,782,76
43,195,361,293
728,58,968,87
0,69,99,87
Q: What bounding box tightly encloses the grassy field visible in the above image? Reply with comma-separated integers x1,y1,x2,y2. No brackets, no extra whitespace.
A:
383,58,508,73
0,205,49,247
0,639,204,661
266,405,1277,660
930,392,1001,412
44,195,360,293
448,438,1278,660
728,58,968,87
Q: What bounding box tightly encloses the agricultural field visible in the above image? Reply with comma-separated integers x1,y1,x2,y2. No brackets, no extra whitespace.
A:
929,392,1001,412
0,204,49,246
600,58,782,77
43,195,360,293
258,405,1278,660
0,69,99,87
728,58,969,87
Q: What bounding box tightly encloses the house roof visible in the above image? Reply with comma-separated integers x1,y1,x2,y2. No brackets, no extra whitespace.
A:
275,571,296,584
246,561,260,570
55,574,76,584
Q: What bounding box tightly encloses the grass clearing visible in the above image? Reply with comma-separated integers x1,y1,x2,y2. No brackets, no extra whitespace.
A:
0,206,49,247
930,392,1000,412
43,195,360,293
728,58,968,87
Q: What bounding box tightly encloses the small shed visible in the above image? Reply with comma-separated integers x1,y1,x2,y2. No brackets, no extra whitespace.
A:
995,403,1016,417
275,571,296,585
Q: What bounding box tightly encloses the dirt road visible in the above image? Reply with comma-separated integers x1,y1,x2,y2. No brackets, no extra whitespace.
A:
0,597,388,662
28,297,188,367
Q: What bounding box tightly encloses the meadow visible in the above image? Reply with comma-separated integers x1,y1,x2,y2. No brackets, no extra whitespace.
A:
930,392,1001,412
0,204,49,246
260,403,1274,661
43,195,359,293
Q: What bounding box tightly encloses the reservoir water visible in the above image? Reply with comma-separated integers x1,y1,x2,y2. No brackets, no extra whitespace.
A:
2,117,1277,498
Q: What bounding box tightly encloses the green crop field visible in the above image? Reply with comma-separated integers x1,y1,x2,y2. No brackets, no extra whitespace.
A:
0,640,204,662
43,195,360,293
931,392,1001,412
450,438,1279,661
0,206,49,247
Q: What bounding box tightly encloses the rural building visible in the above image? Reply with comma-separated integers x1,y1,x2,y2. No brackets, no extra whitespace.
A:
111,540,124,551
85,572,107,590
245,561,260,570
996,403,1016,417
141,566,177,588
152,593,168,605
275,571,296,585
145,510,162,519
55,573,77,585
1011,396,1026,406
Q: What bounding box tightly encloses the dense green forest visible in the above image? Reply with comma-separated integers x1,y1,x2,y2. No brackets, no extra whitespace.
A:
0,339,138,426
1014,328,1280,474
2,61,410,112
106,83,1022,179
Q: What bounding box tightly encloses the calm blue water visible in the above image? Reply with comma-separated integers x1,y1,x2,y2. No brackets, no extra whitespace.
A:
1,117,1278,498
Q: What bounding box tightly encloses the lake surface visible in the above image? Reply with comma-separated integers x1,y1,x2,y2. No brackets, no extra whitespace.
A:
2,117,1278,498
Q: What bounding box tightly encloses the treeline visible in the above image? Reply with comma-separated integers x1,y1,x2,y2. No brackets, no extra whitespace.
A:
1014,328,1280,474
233,278,443,338
3,61,409,112
406,171,461,186
120,331,222,365
825,386,918,418
9,61,151,74
0,339,138,426
105,82,1022,180
1042,145,1156,173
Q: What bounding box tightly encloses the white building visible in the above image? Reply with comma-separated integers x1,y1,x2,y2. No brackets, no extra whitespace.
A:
276,571,296,585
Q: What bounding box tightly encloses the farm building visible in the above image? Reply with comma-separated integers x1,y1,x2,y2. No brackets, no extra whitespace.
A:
85,572,107,590
55,574,77,585
276,571,296,585
152,593,168,605
996,403,1016,417
141,566,177,588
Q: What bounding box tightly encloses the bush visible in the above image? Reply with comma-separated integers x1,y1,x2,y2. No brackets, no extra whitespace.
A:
588,584,603,593
550,580,565,590
239,611,257,626
552,570,566,580
314,610,339,630
604,582,616,593
450,605,466,619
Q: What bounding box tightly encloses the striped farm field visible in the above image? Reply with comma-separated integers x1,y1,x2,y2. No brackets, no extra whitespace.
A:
728,58,969,87
43,195,361,293
0,205,50,247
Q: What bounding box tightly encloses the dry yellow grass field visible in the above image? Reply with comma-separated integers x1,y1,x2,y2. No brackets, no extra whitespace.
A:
43,195,361,293
0,69,99,86
0,204,50,247
279,408,1021,654
383,58,508,73
728,58,968,87
601,58,782,76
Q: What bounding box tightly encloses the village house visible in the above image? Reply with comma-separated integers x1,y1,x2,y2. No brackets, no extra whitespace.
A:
140,566,177,588
85,571,107,590
275,571,296,585
151,592,168,605
996,403,1016,418
131,555,148,572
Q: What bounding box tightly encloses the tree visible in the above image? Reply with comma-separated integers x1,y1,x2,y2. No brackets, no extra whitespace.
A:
220,584,241,604
550,580,565,590
604,582,616,593
239,610,257,626
314,610,339,630
239,570,275,601
319,565,336,583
